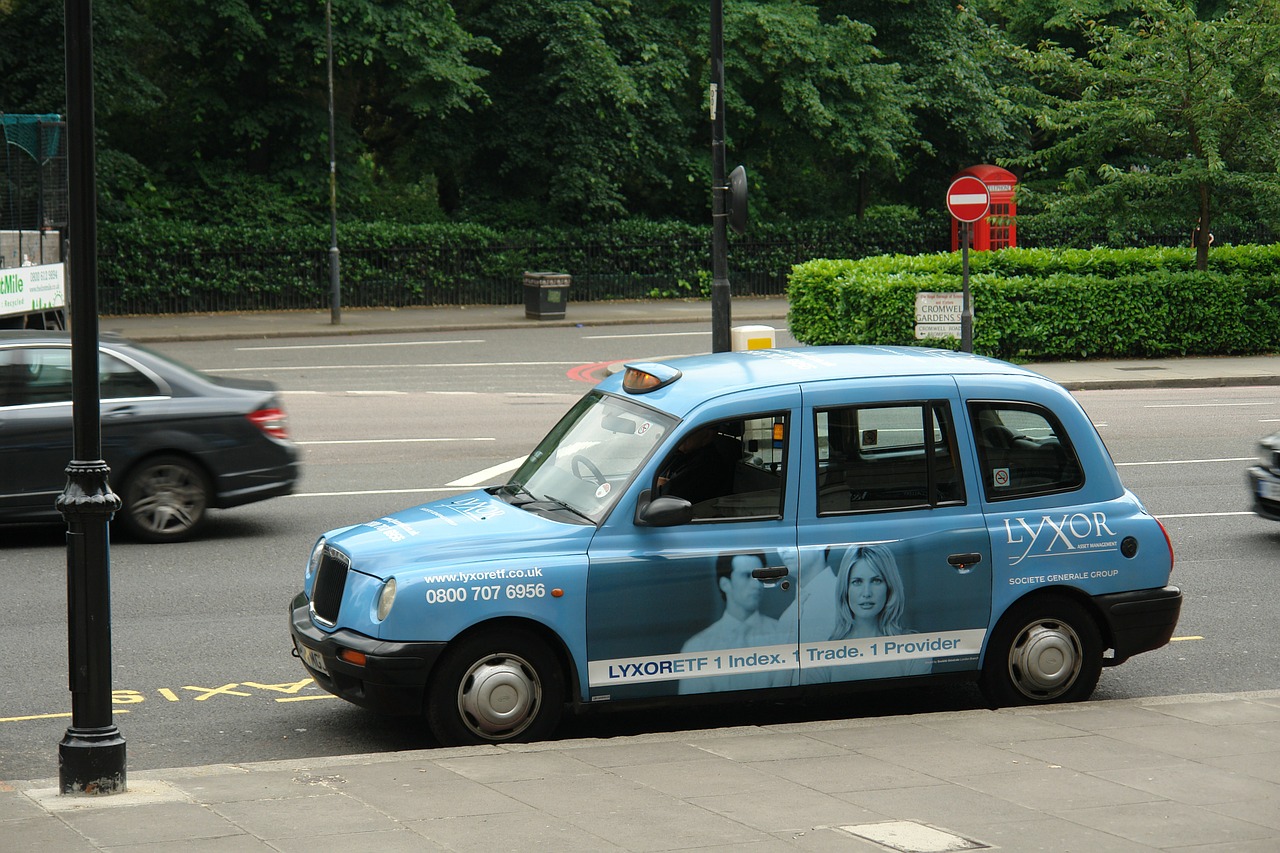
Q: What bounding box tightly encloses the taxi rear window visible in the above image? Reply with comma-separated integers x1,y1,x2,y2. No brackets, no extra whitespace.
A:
969,401,1084,500
815,401,964,514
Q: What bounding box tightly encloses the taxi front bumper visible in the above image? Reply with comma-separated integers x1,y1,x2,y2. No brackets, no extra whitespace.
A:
289,592,447,716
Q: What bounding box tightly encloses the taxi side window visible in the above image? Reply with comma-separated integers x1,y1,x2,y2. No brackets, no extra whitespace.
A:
815,401,964,514
969,401,1084,500
655,413,787,520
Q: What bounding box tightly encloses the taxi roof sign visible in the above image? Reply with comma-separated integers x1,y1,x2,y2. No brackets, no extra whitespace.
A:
622,362,682,394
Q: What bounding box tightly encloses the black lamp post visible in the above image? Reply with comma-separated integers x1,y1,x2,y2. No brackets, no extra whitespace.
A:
326,0,341,325
59,0,126,795
710,0,730,353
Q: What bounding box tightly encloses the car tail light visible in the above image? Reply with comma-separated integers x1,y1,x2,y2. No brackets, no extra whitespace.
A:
248,407,290,440
1156,518,1175,574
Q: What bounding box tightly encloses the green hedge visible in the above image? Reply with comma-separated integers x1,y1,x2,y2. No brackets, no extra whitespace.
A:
95,208,951,312
787,245,1280,360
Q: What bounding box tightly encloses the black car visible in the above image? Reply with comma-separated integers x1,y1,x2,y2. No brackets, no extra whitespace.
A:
1248,432,1280,521
0,331,299,542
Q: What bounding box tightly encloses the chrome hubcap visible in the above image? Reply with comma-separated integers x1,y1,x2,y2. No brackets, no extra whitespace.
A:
457,653,541,740
1008,619,1082,700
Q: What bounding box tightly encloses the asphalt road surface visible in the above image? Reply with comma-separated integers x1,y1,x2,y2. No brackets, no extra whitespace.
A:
2,321,1277,782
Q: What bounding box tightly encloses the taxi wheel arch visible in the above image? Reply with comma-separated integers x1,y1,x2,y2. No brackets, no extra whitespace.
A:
980,593,1103,707
426,624,567,746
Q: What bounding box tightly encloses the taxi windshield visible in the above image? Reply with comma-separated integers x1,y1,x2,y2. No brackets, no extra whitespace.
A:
500,391,674,524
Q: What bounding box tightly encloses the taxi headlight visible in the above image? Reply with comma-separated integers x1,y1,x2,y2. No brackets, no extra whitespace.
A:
306,538,326,583
377,578,397,621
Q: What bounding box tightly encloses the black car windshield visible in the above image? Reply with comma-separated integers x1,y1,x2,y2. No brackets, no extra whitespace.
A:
500,391,675,524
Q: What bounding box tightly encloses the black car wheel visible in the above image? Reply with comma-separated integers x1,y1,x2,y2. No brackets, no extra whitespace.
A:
427,628,565,746
980,595,1102,707
120,454,211,543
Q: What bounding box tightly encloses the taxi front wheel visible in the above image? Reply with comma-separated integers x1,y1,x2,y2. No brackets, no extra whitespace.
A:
427,628,565,746
980,595,1103,707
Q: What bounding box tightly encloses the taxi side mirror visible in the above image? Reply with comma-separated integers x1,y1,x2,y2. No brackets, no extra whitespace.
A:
634,490,694,527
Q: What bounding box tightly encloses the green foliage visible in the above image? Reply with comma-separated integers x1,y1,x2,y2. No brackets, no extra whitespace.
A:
92,207,951,312
1007,0,1280,269
722,3,917,219
787,244,1280,359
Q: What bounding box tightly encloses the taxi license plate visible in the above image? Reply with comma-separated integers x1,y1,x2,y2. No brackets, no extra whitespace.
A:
1260,480,1280,501
298,643,329,677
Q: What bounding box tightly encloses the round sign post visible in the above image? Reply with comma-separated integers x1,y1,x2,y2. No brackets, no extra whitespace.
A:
946,176,990,353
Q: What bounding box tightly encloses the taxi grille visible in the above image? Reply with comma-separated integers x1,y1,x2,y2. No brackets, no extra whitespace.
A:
311,547,350,626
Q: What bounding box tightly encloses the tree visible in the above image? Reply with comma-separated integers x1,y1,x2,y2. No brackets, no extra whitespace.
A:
1010,0,1280,268
722,2,917,220
824,0,1031,211
443,0,702,224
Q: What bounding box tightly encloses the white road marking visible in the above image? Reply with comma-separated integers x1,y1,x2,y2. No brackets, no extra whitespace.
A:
1116,457,1254,466
235,339,485,351
583,331,709,340
211,361,581,372
1144,402,1275,408
1158,511,1254,518
296,437,495,446
291,487,471,497
447,457,526,487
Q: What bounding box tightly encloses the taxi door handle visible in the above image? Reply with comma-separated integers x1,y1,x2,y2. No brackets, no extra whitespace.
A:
948,553,982,570
752,566,789,581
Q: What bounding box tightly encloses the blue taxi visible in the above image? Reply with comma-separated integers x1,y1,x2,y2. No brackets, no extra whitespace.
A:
289,346,1180,745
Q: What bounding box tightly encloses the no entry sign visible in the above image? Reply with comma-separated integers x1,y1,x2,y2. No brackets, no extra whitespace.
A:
946,176,990,223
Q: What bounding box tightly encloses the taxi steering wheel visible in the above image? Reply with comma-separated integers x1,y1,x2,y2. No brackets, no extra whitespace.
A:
571,454,606,486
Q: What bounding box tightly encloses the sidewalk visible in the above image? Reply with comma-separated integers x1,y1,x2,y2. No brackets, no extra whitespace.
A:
7,691,1280,851
98,295,1280,391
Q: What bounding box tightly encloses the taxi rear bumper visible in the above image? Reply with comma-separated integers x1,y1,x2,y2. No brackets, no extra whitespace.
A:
1094,585,1182,666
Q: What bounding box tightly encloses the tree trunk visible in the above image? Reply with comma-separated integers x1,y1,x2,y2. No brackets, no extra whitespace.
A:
1194,184,1211,272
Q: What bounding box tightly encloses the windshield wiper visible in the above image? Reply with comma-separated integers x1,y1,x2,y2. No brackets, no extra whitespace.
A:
534,495,596,525
497,483,538,505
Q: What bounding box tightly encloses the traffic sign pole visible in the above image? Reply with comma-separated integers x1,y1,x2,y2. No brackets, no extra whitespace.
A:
961,221,973,353
946,177,990,355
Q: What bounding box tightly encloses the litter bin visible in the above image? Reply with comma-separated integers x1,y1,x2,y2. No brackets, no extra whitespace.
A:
523,272,571,320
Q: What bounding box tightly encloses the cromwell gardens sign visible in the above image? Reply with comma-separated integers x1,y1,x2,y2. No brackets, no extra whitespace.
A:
914,291,963,340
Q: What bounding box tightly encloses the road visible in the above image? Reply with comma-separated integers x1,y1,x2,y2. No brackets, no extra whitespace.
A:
2,321,1277,782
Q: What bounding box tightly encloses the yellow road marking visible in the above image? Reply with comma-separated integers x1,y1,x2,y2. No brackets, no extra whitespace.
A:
0,710,130,723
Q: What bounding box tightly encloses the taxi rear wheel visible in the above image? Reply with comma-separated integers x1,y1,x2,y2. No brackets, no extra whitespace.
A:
427,628,565,746
980,595,1102,707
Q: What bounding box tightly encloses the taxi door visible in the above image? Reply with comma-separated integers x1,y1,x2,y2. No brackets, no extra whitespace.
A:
794,377,992,685
583,387,803,702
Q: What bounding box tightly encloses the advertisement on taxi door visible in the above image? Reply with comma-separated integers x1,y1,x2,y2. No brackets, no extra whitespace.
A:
586,541,987,700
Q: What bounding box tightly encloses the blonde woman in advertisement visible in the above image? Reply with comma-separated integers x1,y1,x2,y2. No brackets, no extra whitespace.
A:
814,544,932,682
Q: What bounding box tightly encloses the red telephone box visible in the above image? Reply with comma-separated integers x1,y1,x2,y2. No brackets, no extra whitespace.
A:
949,164,1017,251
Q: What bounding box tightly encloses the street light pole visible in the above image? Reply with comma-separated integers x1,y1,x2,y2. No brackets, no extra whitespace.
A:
326,0,341,325
709,0,730,353
59,0,126,795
